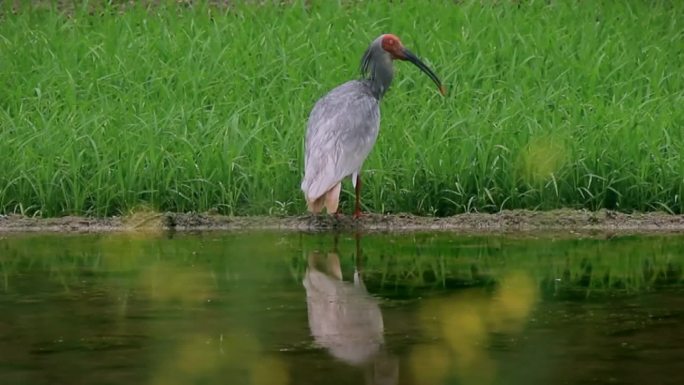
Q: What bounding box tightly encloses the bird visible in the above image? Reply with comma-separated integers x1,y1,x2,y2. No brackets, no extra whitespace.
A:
301,33,445,218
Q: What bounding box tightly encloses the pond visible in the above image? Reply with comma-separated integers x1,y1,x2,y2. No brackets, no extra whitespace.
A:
1,232,682,385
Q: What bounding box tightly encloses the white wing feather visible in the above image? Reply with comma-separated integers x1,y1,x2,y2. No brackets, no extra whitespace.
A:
301,80,380,201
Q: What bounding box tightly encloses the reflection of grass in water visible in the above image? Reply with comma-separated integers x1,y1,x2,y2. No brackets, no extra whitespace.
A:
547,250,681,297
1,232,681,385
320,234,684,297
0,233,682,298
0,232,681,384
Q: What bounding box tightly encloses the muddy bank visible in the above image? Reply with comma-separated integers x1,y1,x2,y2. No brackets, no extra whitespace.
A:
1,209,683,234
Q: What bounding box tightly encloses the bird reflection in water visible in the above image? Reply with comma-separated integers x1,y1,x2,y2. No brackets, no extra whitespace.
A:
303,234,398,385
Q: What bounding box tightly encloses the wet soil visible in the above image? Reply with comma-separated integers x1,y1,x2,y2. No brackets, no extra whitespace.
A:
1,209,683,234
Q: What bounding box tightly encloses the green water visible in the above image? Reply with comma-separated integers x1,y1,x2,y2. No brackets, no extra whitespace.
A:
0,232,682,385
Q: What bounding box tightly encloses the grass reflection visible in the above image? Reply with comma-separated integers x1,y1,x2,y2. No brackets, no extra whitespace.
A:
0,232,682,385
0,232,682,297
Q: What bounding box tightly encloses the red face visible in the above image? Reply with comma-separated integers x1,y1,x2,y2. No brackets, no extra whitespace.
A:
381,34,405,59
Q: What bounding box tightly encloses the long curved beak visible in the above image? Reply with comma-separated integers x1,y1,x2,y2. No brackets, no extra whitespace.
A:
401,48,446,96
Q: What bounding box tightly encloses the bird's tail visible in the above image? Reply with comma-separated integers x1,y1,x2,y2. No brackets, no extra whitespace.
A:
306,183,341,214
307,195,325,214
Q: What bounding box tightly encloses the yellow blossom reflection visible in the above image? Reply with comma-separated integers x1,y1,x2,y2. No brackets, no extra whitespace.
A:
149,331,289,385
489,270,538,333
408,344,450,385
250,355,289,385
138,261,214,305
412,271,539,385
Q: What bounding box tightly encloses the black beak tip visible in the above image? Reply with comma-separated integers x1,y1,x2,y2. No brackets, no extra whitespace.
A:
402,47,445,97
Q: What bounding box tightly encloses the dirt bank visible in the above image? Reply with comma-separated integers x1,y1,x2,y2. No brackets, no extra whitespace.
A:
1,209,683,234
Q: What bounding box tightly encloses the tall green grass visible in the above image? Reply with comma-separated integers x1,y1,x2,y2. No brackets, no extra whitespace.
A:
1,0,683,216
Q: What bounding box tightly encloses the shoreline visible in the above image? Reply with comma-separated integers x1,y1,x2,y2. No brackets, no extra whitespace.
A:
1,209,683,234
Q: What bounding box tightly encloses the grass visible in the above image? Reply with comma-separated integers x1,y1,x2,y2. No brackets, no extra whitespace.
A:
0,0,683,217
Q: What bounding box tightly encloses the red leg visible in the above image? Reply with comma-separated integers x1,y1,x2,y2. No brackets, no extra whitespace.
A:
354,174,362,218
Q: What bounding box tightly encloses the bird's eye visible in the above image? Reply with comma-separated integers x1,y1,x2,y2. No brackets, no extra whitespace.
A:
388,39,395,45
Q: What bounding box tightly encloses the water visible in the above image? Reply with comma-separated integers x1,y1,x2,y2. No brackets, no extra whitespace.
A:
1,232,682,385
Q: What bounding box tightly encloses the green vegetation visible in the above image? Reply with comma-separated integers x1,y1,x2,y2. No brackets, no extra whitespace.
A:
301,233,684,298
1,0,683,217
1,232,682,296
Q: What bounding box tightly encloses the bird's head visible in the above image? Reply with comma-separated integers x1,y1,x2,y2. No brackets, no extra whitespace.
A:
379,34,446,96
380,34,405,60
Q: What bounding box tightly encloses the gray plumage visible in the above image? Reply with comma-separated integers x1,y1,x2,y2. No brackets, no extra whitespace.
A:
301,79,380,204
301,34,444,216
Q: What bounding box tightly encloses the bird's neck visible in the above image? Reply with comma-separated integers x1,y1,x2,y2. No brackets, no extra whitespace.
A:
369,72,392,99
366,55,394,100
